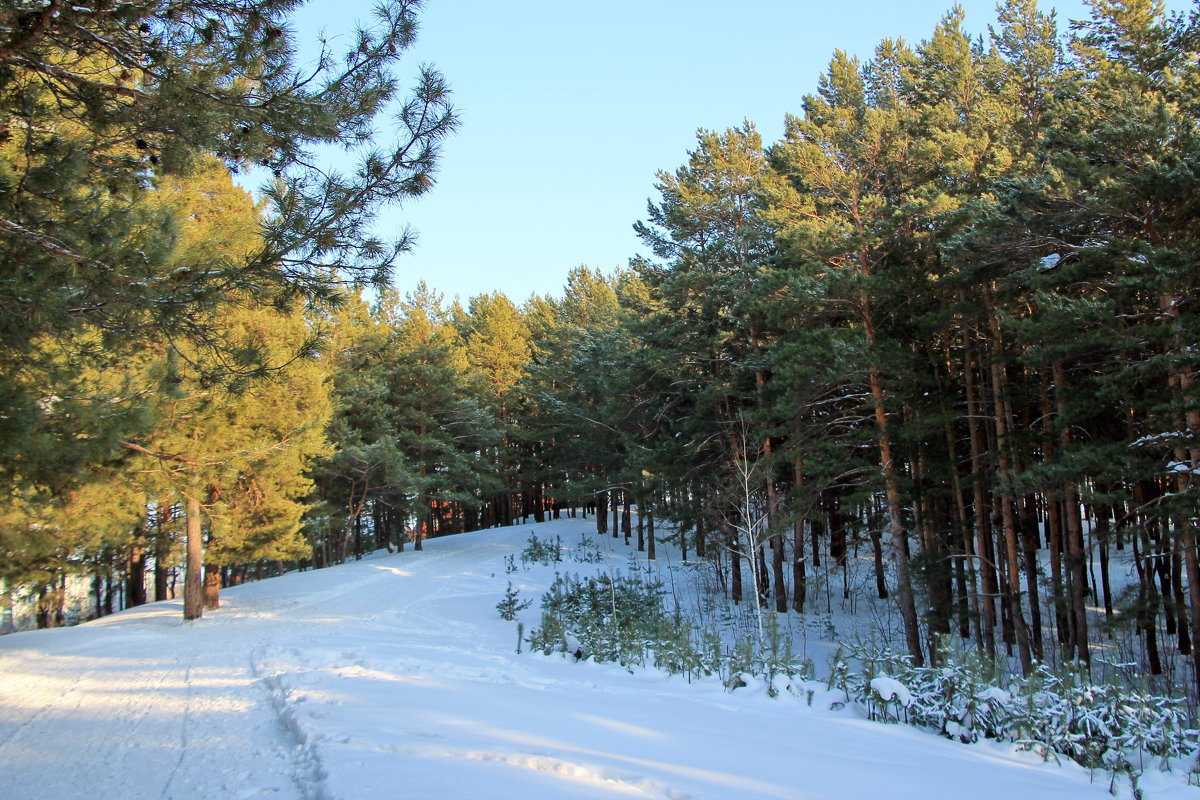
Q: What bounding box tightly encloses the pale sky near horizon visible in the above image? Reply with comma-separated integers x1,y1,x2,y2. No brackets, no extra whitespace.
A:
288,0,1190,306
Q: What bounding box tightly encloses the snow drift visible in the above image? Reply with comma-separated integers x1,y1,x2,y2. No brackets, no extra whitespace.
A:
2,518,1196,799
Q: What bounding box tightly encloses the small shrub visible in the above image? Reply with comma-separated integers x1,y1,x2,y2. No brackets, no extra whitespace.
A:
527,609,566,655
537,571,667,667
519,532,563,568
496,581,532,621
834,640,1200,778
571,532,604,564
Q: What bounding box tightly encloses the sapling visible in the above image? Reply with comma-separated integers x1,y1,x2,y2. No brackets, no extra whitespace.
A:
496,582,532,621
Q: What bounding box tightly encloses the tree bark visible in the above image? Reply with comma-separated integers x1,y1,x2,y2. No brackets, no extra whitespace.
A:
183,493,204,621
126,529,147,609
622,489,632,543
203,562,220,610
1162,291,1200,693
647,509,656,561
864,315,923,665
964,343,996,658
986,289,1032,675
729,527,742,603
792,459,807,613
1053,359,1090,667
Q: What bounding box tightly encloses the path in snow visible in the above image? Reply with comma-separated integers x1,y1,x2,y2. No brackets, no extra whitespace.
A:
2,519,1197,800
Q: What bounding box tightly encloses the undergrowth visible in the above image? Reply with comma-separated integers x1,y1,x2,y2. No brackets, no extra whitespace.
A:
502,529,1200,788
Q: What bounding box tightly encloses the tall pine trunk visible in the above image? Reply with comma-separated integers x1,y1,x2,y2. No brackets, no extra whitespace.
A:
985,292,1032,676
183,493,204,621
126,529,147,609
792,459,807,613
964,343,997,658
863,299,923,666
1053,359,1090,667
646,509,656,560
1161,292,1200,694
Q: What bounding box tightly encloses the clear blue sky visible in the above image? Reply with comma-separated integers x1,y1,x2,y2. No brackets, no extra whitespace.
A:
289,0,1186,304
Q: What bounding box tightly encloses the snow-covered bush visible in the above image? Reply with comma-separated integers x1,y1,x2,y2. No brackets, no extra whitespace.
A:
832,641,1200,777
528,608,566,655
1009,679,1197,774
531,571,670,666
650,608,708,679
527,566,812,686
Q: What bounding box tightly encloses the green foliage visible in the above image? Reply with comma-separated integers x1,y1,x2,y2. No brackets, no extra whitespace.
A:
519,532,563,567
1,157,335,617
832,641,1200,776
0,0,457,621
527,608,567,657
495,582,532,621
526,566,811,686
533,571,668,666
0,0,455,486
570,532,604,564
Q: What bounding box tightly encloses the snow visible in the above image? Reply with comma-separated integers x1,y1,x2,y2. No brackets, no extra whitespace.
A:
977,686,1013,704
1038,253,1063,271
870,675,913,707
1131,431,1189,448
2,518,1198,800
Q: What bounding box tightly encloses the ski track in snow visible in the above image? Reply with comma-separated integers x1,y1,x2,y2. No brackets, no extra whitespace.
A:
3,519,1199,800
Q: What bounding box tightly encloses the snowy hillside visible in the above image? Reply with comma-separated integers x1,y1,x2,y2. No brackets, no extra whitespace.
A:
1,518,1195,800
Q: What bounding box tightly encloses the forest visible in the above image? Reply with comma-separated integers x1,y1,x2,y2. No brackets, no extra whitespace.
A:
2,0,1199,707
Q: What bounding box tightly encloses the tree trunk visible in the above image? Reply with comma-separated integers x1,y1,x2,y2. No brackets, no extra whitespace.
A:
1041,377,1070,653
154,503,172,602
183,493,204,621
415,486,428,551
596,487,608,535
964,343,997,658
622,489,632,543
944,416,976,642
792,460,807,613
1172,537,1191,655
1020,497,1044,662
636,493,646,552
756,543,770,607
771,532,787,613
1053,359,1090,667
127,532,147,609
986,291,1032,675
870,527,888,600
867,356,923,665
1163,292,1200,692
203,562,220,610
647,509,656,561
1133,529,1163,675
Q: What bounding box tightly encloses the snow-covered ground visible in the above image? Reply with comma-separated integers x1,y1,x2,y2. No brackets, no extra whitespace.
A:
1,518,1196,800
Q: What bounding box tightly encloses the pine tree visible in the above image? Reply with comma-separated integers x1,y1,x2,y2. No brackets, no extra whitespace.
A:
632,124,780,595
128,161,333,620
459,292,533,524
317,289,406,563
0,0,455,487
768,46,929,664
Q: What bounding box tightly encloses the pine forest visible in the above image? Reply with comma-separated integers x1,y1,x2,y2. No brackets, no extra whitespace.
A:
3,0,1200,775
